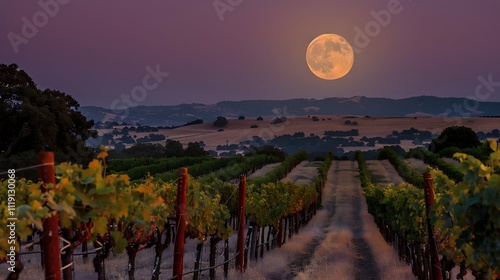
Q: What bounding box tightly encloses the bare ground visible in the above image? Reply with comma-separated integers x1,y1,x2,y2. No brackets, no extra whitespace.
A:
294,161,380,280
296,160,414,280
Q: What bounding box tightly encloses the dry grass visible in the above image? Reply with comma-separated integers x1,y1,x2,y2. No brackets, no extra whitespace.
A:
113,116,500,149
294,161,357,280
359,197,416,280
295,227,356,280
296,160,416,280
226,211,327,279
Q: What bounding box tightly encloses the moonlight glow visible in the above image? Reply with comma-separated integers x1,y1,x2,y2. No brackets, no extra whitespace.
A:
306,34,354,80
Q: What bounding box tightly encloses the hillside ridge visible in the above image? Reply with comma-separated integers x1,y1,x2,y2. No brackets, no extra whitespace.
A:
80,96,500,126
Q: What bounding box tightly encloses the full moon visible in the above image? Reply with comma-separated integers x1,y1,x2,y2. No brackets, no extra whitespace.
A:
306,34,354,80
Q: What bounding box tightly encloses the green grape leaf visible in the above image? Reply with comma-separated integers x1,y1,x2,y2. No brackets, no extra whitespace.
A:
95,180,115,195
111,231,127,254
59,211,73,228
92,216,108,236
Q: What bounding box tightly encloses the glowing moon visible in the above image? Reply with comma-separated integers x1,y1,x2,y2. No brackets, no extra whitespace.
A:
306,34,354,80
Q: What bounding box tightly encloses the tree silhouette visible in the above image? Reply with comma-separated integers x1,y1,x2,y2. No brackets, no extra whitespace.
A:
165,139,184,157
213,116,228,127
184,142,207,157
430,126,481,153
0,63,96,157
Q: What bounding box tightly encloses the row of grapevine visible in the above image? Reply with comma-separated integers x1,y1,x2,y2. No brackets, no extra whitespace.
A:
197,154,283,232
246,181,317,229
430,145,500,280
108,157,176,173
115,156,209,180
198,154,282,183
1,149,332,279
0,150,232,280
314,151,333,207
407,147,463,182
357,150,439,279
154,156,246,182
247,150,308,185
354,150,370,188
355,142,500,279
242,151,333,263
377,147,424,187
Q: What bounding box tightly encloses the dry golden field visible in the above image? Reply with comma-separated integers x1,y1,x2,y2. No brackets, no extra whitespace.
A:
111,116,499,151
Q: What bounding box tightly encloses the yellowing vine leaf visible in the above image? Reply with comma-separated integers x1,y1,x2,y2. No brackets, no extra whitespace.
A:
92,216,109,236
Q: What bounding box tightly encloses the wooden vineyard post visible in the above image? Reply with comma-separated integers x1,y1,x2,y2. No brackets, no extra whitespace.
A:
173,168,188,280
423,173,442,280
38,152,62,280
236,175,246,273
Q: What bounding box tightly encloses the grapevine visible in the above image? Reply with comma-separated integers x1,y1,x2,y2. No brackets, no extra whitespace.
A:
357,142,500,279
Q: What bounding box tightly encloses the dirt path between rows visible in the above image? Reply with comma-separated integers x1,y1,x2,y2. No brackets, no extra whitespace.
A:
230,160,414,280
293,160,414,280
271,161,380,279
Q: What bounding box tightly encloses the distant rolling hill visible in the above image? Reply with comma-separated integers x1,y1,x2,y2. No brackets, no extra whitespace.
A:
80,96,500,126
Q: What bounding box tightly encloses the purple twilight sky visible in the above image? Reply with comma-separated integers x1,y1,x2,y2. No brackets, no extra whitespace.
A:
1,0,500,107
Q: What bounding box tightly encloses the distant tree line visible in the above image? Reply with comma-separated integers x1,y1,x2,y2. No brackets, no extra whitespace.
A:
324,129,359,137
95,118,203,130
108,140,207,158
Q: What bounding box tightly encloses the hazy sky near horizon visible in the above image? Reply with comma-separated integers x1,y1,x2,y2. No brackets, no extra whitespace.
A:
1,1,500,107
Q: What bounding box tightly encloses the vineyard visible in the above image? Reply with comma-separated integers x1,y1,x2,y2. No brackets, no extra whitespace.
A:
357,141,500,280
1,142,499,280
0,149,331,279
